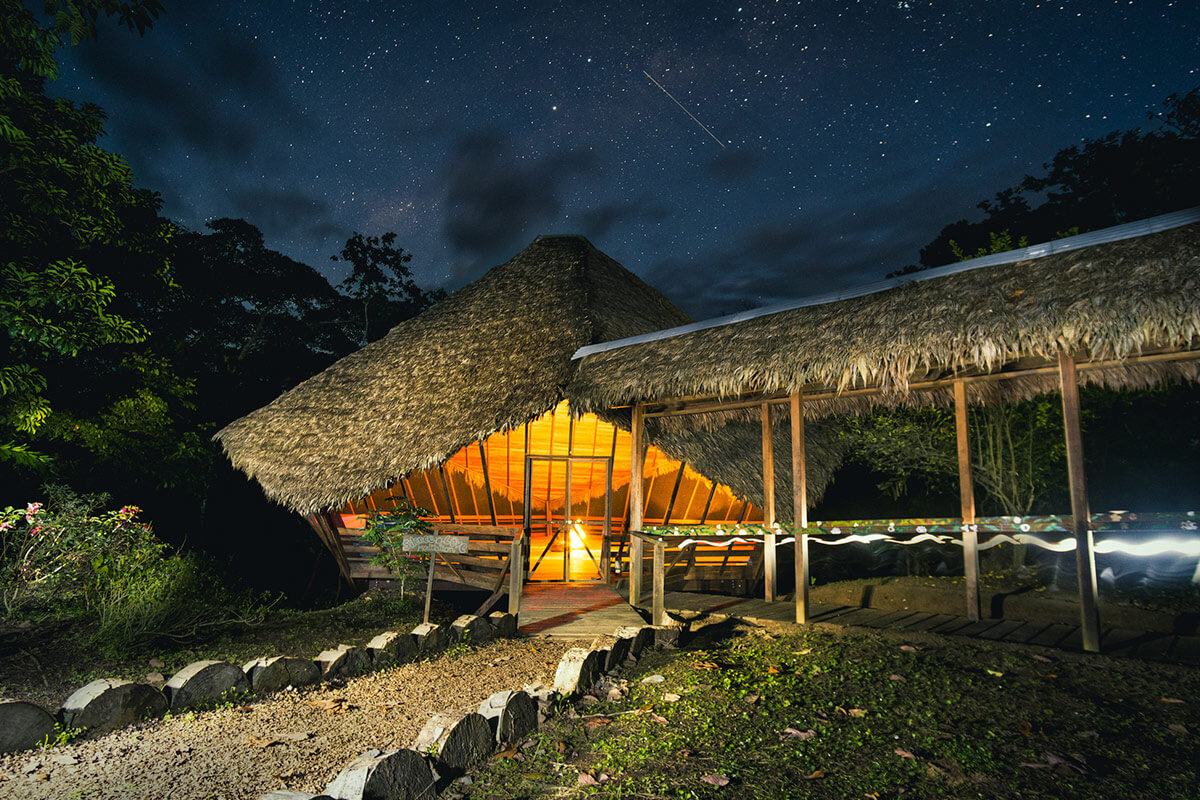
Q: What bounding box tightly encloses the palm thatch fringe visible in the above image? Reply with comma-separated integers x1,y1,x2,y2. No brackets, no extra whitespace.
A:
569,221,1200,417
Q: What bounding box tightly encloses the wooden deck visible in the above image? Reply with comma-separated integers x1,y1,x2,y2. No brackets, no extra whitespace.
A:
517,582,646,638
652,590,1200,665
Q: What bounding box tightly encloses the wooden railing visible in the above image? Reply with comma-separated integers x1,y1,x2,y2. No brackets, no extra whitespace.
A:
337,523,524,615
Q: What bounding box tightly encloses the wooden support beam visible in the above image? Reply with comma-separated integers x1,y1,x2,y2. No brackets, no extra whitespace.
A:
954,380,982,622
699,483,717,524
601,458,613,583
791,391,810,623
629,404,646,607
652,540,666,626
761,402,777,602
1058,349,1102,652
478,442,498,525
509,532,524,617
662,462,687,526
438,465,457,523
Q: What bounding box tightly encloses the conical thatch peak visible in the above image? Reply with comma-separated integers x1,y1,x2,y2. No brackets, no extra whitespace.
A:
216,236,691,513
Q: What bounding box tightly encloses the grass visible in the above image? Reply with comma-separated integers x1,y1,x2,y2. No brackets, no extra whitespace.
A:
0,588,439,709
464,620,1200,799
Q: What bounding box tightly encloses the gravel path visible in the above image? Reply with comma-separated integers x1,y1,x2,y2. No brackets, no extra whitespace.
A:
0,638,585,799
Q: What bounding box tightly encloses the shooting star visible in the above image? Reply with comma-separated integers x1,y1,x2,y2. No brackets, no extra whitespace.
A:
642,70,726,149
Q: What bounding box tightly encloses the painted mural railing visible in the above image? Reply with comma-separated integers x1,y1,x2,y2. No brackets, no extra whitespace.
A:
630,512,1200,625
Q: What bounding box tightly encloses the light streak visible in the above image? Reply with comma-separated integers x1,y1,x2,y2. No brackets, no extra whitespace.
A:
642,70,726,149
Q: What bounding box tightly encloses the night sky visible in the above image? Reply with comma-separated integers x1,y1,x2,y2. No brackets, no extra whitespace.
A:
56,0,1199,319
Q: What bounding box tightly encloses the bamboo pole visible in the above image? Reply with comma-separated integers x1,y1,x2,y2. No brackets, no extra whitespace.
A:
954,380,982,622
761,402,777,602
629,403,646,607
1058,349,1102,652
790,391,809,623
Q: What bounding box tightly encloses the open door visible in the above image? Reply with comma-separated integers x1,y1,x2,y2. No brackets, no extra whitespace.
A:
523,454,614,582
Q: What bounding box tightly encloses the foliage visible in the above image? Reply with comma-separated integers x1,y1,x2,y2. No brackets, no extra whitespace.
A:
840,398,1067,517
333,231,446,345
0,485,272,656
0,0,172,465
359,500,433,596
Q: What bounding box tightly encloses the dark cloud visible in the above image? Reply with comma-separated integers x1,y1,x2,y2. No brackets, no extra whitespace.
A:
231,188,332,240
705,149,760,183
579,198,671,240
442,129,599,277
72,23,300,162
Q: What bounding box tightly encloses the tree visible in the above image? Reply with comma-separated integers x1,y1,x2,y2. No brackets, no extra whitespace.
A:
0,0,169,466
332,232,445,345
919,84,1200,267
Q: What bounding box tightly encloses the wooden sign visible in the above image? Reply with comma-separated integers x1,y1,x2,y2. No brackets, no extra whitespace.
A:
403,534,469,554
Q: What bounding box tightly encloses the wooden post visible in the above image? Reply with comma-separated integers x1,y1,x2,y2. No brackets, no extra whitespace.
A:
790,391,810,623
478,442,498,525
601,458,613,583
629,404,646,607
652,539,666,626
954,380,982,622
761,402,777,602
508,532,524,617
1058,349,1102,652
422,552,437,624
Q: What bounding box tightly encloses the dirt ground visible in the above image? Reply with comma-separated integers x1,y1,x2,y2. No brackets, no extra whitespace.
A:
0,637,586,800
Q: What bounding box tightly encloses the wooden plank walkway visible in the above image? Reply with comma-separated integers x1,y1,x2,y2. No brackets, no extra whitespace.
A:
655,590,1200,665
518,582,646,638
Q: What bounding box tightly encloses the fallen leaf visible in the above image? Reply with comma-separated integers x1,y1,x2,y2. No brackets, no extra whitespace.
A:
848,708,867,717
694,660,721,671
1168,724,1188,735
583,718,610,729
1032,654,1052,663
245,736,283,749
767,666,780,674
492,746,520,759
555,741,566,753
743,694,760,705
889,674,904,681
985,669,1004,677
578,772,600,787
145,672,165,683
1162,697,1185,704
900,645,919,653
306,697,354,713
148,657,165,668
663,693,681,702
895,747,917,759
641,674,665,684
803,769,826,780
649,712,668,724
781,728,817,740
679,748,692,758
702,774,731,786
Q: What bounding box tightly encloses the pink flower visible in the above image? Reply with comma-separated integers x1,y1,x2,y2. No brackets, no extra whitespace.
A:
24,502,42,521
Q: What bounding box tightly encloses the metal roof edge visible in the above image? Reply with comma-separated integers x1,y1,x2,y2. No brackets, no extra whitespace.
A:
571,206,1200,360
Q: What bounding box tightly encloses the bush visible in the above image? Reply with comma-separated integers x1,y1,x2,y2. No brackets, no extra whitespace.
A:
359,500,433,597
1,485,273,656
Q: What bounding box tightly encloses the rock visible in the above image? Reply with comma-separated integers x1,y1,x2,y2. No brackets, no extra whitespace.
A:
59,679,168,734
315,645,371,680
609,626,653,668
323,748,437,799
449,614,494,646
163,661,250,710
651,624,684,648
477,690,537,745
244,656,322,694
412,712,493,774
366,631,417,669
487,612,517,638
552,647,603,696
410,623,447,655
0,699,56,754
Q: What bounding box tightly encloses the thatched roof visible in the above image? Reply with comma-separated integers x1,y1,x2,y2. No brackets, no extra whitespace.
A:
569,214,1200,418
651,413,847,521
217,235,691,513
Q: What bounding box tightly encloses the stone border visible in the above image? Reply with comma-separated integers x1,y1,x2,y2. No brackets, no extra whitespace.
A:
0,612,520,756
301,622,666,800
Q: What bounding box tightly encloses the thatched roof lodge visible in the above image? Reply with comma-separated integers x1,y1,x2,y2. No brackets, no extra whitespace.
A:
567,208,1200,649
217,235,842,587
